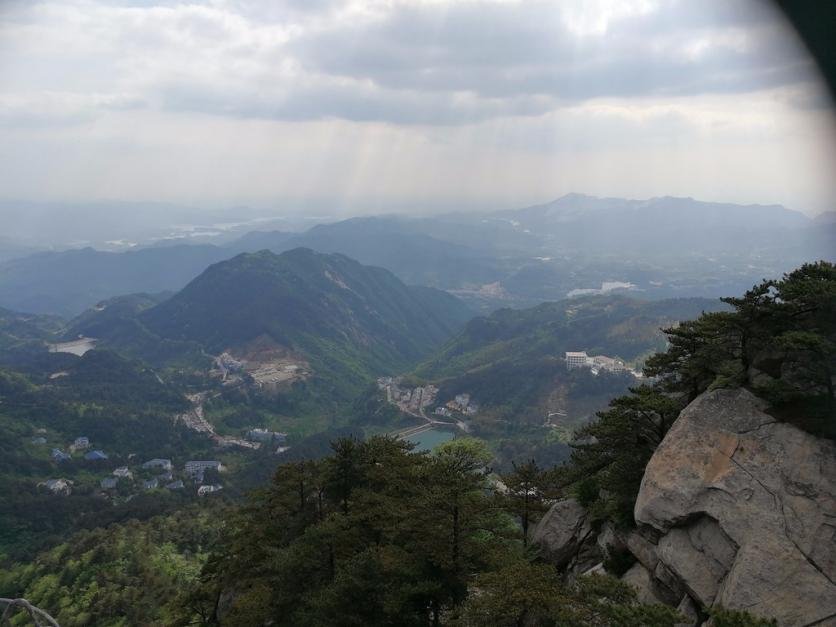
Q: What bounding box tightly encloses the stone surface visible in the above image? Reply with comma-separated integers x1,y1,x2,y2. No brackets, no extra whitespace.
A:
531,498,598,570
656,516,736,606
621,562,668,606
595,522,625,561
675,594,700,627
634,388,836,626
625,529,659,572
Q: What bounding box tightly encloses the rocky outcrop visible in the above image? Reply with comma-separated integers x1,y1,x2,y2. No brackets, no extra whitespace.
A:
531,498,601,574
531,389,835,626
634,388,836,626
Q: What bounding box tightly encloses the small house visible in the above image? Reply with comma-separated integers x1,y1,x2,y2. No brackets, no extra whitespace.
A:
100,477,118,489
141,458,172,471
51,448,71,462
71,436,90,451
143,478,159,490
85,450,108,461
165,480,185,490
41,478,73,495
197,484,223,496
113,466,133,479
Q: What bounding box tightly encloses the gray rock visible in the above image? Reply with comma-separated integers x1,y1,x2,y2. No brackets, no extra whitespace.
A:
596,522,626,562
532,498,601,573
621,562,668,606
634,388,836,626
675,594,700,627
625,529,659,572
656,516,736,606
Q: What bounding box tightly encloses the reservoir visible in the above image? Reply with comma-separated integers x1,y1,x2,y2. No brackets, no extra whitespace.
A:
407,428,454,452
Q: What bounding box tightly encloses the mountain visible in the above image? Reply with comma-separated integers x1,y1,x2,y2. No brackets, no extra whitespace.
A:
406,295,728,467
141,248,472,371
230,217,503,289
416,295,725,381
66,249,474,415
1,194,831,317
492,193,821,255
0,245,231,316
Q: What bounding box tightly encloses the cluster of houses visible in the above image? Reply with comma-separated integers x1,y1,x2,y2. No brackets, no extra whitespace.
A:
377,377,439,414
48,436,109,463
35,432,226,497
434,393,478,417
95,458,224,494
565,351,641,377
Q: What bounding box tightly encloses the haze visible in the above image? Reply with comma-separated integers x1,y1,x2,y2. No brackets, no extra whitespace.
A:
0,0,834,222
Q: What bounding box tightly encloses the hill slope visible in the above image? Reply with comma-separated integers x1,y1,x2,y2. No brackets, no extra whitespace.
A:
141,248,472,371
405,295,728,467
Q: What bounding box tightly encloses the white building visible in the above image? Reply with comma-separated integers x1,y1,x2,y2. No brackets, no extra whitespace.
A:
71,436,90,451
592,355,625,372
565,351,590,369
113,466,133,479
197,484,223,496
41,478,73,495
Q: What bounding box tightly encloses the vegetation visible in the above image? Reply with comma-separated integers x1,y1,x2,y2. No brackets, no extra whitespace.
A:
1,264,827,625
0,350,223,559
0,505,223,627
559,261,835,526
180,436,681,626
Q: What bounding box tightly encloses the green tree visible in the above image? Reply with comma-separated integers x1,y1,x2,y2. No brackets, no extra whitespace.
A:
501,459,547,546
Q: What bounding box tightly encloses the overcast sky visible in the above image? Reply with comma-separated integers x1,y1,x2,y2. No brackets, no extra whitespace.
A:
0,0,834,216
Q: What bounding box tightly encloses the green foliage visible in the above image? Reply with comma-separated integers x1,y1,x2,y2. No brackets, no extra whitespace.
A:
179,436,696,625
455,567,682,627
709,607,778,627
646,261,835,436
563,386,681,526
559,261,835,530
0,505,222,627
501,459,548,544
0,350,222,559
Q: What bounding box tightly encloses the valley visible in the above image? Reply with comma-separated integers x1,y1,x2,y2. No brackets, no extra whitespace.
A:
0,203,831,627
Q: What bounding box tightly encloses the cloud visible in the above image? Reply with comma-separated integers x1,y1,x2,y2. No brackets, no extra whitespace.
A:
0,0,825,128
0,0,832,215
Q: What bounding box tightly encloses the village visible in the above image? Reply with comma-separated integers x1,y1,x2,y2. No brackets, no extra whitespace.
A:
564,350,643,378
32,425,290,499
376,377,478,422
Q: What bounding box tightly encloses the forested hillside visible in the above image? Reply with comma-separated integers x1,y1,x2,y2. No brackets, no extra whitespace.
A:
405,295,727,467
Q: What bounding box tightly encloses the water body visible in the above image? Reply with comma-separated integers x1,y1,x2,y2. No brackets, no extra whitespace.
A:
407,428,454,452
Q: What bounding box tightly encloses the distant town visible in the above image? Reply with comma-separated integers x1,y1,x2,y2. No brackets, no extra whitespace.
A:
564,351,642,378
33,424,289,499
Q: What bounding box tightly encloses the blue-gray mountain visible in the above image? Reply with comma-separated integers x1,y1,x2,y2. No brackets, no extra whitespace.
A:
0,194,831,316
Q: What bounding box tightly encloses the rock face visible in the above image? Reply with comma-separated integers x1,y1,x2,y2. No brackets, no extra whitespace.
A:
634,388,836,626
531,498,600,574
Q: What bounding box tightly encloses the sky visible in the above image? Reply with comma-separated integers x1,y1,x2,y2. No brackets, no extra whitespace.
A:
0,0,834,217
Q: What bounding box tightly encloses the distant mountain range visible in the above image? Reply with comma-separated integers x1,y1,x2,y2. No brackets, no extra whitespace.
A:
0,194,831,317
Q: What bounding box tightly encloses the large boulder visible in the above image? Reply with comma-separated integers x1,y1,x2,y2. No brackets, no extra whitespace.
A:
634,388,836,626
532,498,600,573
